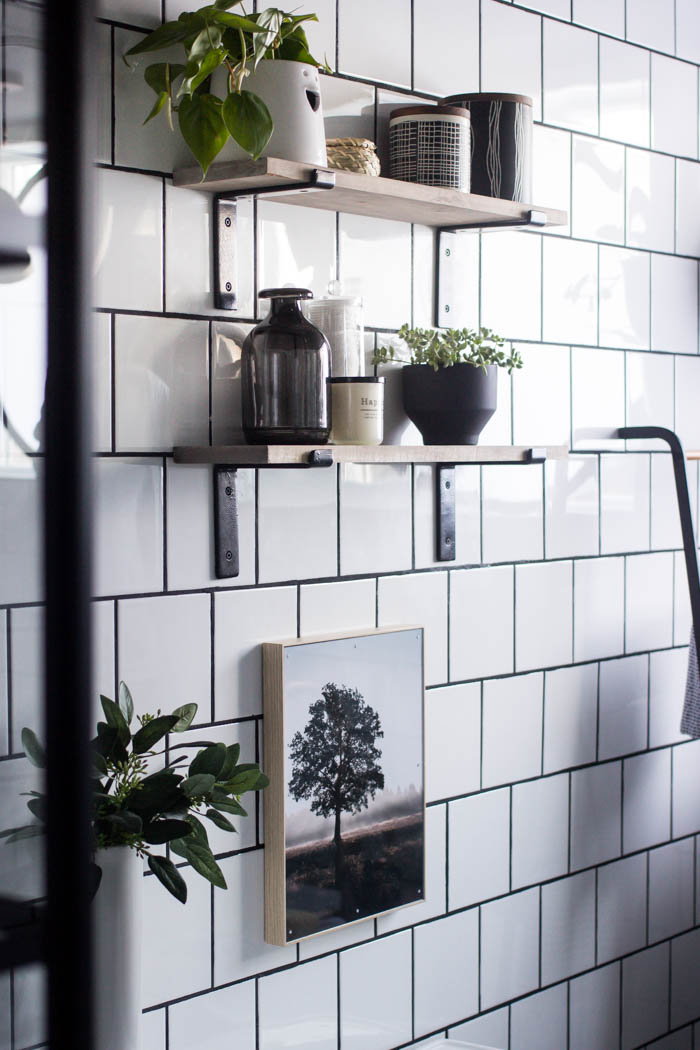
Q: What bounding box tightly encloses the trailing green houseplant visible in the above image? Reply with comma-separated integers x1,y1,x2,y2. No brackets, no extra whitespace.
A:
372,324,520,446
124,1,327,175
2,682,268,902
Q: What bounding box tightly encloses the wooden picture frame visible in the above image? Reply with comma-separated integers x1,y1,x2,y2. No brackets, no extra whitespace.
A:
263,626,425,946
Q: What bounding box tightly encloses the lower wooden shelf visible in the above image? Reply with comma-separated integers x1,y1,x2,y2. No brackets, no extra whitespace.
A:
173,443,569,466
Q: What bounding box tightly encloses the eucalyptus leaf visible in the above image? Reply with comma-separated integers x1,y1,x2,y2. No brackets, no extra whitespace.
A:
21,728,46,769
178,93,229,176
100,695,131,746
171,703,198,733
182,772,216,797
132,714,180,754
27,797,48,824
204,807,237,832
183,841,227,888
148,854,188,903
189,743,227,779
143,818,193,844
103,810,143,835
221,89,272,159
218,742,240,781
210,795,247,817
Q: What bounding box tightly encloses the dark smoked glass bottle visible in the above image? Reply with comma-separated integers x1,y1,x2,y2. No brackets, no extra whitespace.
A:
241,288,331,444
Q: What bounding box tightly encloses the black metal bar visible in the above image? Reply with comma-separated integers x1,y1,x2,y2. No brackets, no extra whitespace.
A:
44,0,95,1046
438,208,548,234
617,427,700,668
436,465,457,561
214,467,240,578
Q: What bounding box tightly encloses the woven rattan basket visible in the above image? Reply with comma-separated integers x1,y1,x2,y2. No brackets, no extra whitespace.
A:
326,137,381,176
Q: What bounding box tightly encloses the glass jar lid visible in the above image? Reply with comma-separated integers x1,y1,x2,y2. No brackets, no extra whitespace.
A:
259,287,313,300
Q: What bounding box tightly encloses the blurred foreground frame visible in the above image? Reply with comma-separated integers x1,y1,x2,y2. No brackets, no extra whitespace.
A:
263,626,426,946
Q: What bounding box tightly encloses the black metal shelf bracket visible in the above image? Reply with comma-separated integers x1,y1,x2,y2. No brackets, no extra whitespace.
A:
435,210,548,328
616,426,700,675
213,168,336,310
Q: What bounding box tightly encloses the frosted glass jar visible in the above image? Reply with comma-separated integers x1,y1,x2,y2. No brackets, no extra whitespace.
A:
303,294,364,377
330,377,384,445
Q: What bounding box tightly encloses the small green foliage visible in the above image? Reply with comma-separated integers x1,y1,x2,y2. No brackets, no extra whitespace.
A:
373,325,523,374
5,683,268,904
124,3,328,176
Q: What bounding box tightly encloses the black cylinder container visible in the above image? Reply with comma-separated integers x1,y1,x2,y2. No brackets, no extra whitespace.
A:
402,363,497,445
441,92,533,202
241,288,331,444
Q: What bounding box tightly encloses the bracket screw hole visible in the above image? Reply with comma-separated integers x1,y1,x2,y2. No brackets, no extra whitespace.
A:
225,281,232,292
224,216,232,227
445,480,451,489
225,486,233,496
445,248,451,257
444,304,450,313
225,550,233,561
445,536,452,545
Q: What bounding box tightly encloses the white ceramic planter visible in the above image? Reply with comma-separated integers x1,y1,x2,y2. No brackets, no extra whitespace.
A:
94,847,143,1050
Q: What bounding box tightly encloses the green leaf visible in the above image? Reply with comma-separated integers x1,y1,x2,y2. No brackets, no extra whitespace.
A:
168,738,216,751
100,695,131,746
178,93,229,176
144,62,186,96
94,723,128,765
189,743,227,779
148,854,188,903
254,771,270,790
93,752,108,777
132,715,180,754
183,841,227,888
125,771,186,816
171,703,198,733
182,773,216,797
103,810,143,835
27,797,48,824
168,837,190,861
204,807,237,832
218,742,240,781
222,89,272,159
210,10,268,32
210,794,247,817
21,728,45,768
179,47,227,98
225,768,264,794
143,818,193,844
124,16,204,58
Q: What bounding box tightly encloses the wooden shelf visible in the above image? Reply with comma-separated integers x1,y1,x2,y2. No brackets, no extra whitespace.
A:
173,444,569,467
172,157,567,230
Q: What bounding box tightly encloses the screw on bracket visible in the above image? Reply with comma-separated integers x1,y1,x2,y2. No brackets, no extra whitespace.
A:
224,216,232,227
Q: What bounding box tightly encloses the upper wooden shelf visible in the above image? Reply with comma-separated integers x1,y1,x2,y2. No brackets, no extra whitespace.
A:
173,444,569,467
172,157,568,230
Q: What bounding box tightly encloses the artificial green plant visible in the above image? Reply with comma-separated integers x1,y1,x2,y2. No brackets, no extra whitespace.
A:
373,325,523,373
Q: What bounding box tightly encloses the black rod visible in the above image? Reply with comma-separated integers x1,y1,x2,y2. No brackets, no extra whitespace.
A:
44,0,96,1045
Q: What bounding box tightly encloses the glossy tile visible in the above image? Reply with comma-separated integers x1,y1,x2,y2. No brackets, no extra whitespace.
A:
320,75,375,142
597,854,647,964
599,38,650,148
303,0,336,70
0,612,7,756
12,965,46,1050
95,22,113,165
675,550,693,646
510,985,568,1050
377,803,447,934
93,458,163,597
481,1,542,120
621,944,669,1050
9,605,43,753
448,788,510,909
480,232,541,341
95,168,162,312
598,246,650,350
339,464,412,576
512,773,569,889
166,463,255,591
626,0,674,53
300,579,376,637
543,239,598,346
378,571,447,685
169,983,256,1050
482,672,543,788
572,136,624,243
481,464,544,564
375,357,422,448
298,918,374,961
515,561,573,673
649,839,695,943
450,1008,509,1048
118,593,211,720
545,456,600,559
673,739,700,836
671,929,700,1029
258,468,337,584
258,202,336,303
543,663,599,774
651,254,699,355
414,910,479,1036
626,148,675,253
625,551,674,653
532,125,571,237
215,851,295,984
141,1010,166,1050
675,357,700,451
214,586,297,719
570,761,622,869
259,957,337,1050
676,160,700,257
626,352,675,450
598,654,648,761
600,453,650,554
573,556,625,662
649,647,689,748
426,683,480,802
339,214,411,330
99,0,161,24
414,465,481,570
92,312,112,454
543,21,598,134
480,888,540,1008
142,865,211,1007
677,0,700,63
338,0,411,87
512,344,570,446
541,870,595,984
450,565,514,682
339,932,413,1050
652,55,698,159
623,748,671,852
573,0,624,35
413,0,479,98
569,963,621,1050
651,452,697,550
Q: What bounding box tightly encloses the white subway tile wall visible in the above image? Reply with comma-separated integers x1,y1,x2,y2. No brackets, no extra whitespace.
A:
7,1,700,1047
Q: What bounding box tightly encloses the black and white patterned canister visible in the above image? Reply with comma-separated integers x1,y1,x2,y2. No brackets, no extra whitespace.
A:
389,105,471,191
442,92,533,202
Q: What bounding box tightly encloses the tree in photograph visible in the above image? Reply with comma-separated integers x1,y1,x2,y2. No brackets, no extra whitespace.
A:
288,682,384,887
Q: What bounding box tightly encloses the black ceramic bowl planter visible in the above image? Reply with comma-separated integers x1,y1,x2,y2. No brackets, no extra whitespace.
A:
401,362,497,445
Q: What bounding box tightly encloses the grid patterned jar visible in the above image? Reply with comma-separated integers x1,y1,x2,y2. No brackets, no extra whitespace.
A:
389,105,471,191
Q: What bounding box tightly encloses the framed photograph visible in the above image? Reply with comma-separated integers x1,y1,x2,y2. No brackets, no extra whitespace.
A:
263,626,425,946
